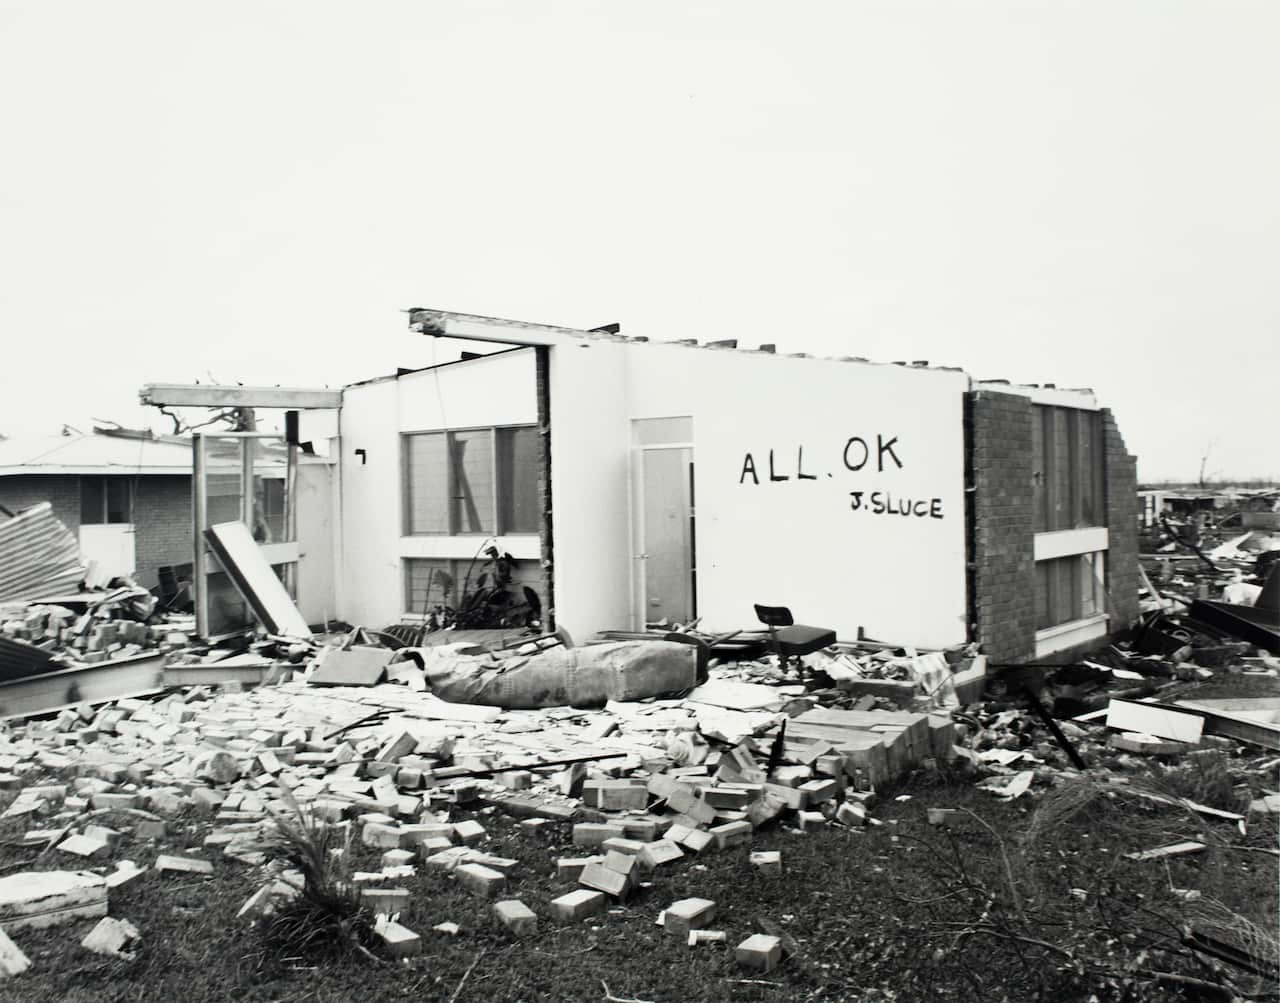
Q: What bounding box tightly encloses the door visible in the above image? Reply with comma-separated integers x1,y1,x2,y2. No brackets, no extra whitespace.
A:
78,524,136,581
631,417,695,628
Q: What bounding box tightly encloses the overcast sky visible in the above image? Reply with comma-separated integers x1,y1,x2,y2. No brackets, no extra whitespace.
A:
1,2,1275,481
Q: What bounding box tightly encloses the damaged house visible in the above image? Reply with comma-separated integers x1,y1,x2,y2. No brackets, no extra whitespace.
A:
141,309,1139,663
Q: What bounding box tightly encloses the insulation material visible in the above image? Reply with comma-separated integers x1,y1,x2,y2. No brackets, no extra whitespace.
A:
408,640,698,709
0,503,85,604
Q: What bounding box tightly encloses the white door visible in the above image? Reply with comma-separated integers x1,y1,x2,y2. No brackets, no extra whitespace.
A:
78,524,136,580
632,443,695,628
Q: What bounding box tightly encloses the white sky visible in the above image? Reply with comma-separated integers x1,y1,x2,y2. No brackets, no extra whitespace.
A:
1,2,1276,481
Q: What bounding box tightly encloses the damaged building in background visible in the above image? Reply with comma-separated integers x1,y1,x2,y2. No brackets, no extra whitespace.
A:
141,308,1140,662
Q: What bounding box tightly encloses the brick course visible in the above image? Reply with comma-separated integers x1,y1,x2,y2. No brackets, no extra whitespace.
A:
966,391,1037,662
534,346,555,630
1102,409,1140,629
131,476,193,584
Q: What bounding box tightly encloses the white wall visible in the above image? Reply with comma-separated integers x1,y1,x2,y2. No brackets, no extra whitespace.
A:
337,349,539,628
550,342,970,649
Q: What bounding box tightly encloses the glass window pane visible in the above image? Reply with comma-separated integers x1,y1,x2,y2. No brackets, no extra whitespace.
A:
405,558,456,614
105,478,132,524
81,477,105,525
406,433,450,534
1035,560,1053,630
451,430,494,534
497,427,540,534
1050,410,1071,531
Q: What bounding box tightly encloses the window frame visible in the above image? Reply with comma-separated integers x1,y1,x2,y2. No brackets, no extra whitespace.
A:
402,424,539,537
1032,405,1105,533
80,475,134,525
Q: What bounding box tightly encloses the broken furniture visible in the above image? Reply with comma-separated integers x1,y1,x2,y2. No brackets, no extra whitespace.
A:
753,604,836,665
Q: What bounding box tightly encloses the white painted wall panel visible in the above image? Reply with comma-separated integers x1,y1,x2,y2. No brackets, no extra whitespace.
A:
338,350,539,627
397,349,537,431
551,343,970,649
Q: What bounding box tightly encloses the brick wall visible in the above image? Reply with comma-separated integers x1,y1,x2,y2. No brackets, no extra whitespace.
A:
0,474,82,531
1102,409,1140,629
0,474,191,587
967,390,1037,662
534,346,555,630
132,475,192,583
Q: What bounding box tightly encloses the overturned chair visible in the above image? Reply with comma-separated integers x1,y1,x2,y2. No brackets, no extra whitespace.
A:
754,604,836,664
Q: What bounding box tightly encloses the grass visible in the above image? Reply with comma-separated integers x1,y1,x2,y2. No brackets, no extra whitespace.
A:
2,764,1276,1003
2,674,1278,1001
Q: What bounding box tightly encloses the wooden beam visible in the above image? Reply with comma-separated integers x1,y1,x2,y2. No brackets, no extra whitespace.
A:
409,308,600,348
139,383,342,409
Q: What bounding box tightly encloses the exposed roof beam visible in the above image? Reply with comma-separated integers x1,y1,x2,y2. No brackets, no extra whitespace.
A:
408,308,601,347
139,384,342,409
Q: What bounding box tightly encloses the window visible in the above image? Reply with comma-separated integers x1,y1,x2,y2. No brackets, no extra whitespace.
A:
81,477,133,524
1032,406,1104,532
404,557,541,615
404,426,539,535
1035,551,1105,631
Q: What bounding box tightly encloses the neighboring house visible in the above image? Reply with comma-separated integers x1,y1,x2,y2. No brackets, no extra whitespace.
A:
0,427,193,588
331,310,1138,663
142,309,1140,662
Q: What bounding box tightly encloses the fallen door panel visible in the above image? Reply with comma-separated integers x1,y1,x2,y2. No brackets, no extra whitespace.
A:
203,521,310,638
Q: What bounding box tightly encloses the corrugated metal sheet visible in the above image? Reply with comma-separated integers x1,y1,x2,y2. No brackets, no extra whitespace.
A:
0,503,85,604
0,636,58,683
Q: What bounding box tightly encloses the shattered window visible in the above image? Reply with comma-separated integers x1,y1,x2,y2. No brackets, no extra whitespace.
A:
405,433,450,534
1032,406,1105,532
497,426,539,534
404,426,539,536
451,430,494,534
1035,551,1106,630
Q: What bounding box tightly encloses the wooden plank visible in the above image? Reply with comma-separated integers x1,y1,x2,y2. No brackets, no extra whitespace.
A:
1124,841,1206,862
1106,700,1204,744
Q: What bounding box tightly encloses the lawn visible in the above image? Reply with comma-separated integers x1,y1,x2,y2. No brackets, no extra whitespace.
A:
3,749,1276,1003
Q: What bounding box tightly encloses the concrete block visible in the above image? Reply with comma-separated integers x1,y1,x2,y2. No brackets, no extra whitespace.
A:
601,837,646,856
798,779,838,804
637,840,684,871
709,820,752,849
663,898,716,937
579,861,631,899
572,822,625,847
376,920,421,957
749,850,782,874
456,863,506,898
556,856,603,880
0,926,30,976
453,820,486,845
736,934,782,972
57,834,110,860
154,855,213,876
493,899,538,935
550,888,607,922
81,916,140,957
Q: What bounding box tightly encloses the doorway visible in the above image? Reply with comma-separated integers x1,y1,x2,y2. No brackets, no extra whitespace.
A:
631,418,695,629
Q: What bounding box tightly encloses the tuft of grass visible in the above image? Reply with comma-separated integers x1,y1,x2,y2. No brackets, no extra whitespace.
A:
261,791,378,964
